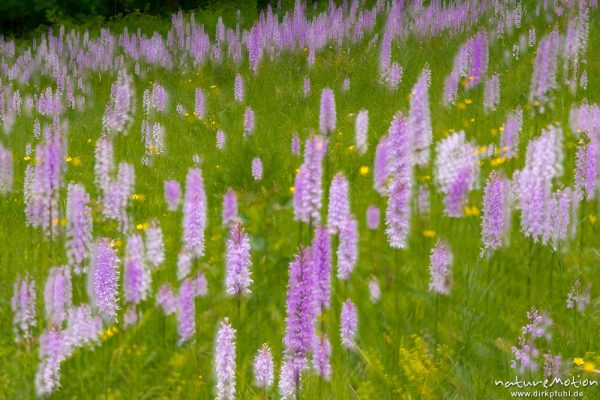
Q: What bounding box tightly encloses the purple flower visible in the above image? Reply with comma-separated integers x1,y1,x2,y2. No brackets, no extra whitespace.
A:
303,77,311,98
216,130,226,149
222,187,239,227
0,144,13,195
340,299,358,350
35,329,69,396
530,30,559,106
319,88,336,135
368,277,381,303
385,178,411,249
102,69,134,134
444,166,473,217
64,304,102,350
183,168,207,258
253,344,274,389
373,135,390,194
145,221,165,268
366,206,380,230
215,318,236,400
337,216,358,281
312,226,331,311
177,250,193,281
124,234,151,305
483,74,500,113
481,172,510,256
252,157,263,181
566,279,591,313
156,284,177,316
225,222,253,296
177,279,196,345
195,88,205,119
294,135,326,223
312,335,331,380
164,180,182,211
409,66,432,166
282,247,315,392
500,108,523,158
511,307,553,375
65,183,92,274
327,173,350,234
44,266,72,327
355,110,369,155
234,74,244,103
291,133,301,156
429,241,453,295
388,62,402,89
11,275,37,342
244,107,255,137
575,141,597,200
88,239,120,322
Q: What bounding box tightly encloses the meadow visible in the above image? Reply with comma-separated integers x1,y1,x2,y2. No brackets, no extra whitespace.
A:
1,0,600,399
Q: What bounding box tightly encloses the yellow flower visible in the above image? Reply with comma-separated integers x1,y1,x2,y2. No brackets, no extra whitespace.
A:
490,157,506,167
468,76,475,81
589,214,597,225
23,156,31,161
289,186,295,193
422,230,436,238
359,166,369,176
132,194,145,201
210,85,217,89
464,206,480,216
533,101,540,107
136,223,149,231
499,126,505,132
470,118,475,123
574,357,585,366
457,103,466,110
65,156,73,162
60,218,67,227
72,157,81,166
464,98,472,104
347,145,355,153
584,362,596,372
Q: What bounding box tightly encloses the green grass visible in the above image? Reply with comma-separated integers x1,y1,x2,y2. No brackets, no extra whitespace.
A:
1,2,600,399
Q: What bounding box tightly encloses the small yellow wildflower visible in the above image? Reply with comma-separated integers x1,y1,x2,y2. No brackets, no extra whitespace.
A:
422,230,436,238
289,186,295,193
589,214,597,225
464,206,480,216
60,218,67,227
584,362,597,373
136,223,149,231
499,126,505,132
470,118,475,123
52,218,59,226
65,156,73,163
490,157,506,167
574,357,585,366
464,98,472,104
347,145,355,153
533,101,540,107
23,156,31,161
359,166,369,176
